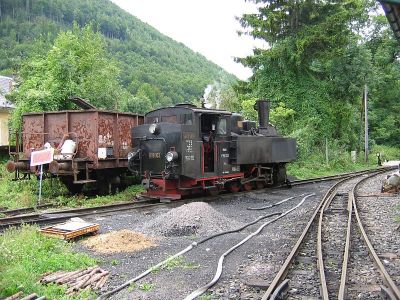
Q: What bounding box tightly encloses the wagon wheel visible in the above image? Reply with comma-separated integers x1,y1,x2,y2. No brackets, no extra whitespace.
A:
227,181,240,193
255,181,266,190
243,182,254,191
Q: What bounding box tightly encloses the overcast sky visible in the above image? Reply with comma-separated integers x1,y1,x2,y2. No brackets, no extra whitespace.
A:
110,0,264,80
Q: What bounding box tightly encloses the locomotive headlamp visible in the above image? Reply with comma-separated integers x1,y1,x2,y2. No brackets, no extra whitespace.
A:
149,123,160,135
166,151,178,162
127,152,134,160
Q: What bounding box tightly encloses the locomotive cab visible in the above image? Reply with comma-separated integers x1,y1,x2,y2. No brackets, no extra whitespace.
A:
128,101,296,200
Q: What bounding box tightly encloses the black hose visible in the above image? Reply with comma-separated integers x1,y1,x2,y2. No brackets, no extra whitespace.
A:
97,194,312,299
183,193,315,300
247,193,305,210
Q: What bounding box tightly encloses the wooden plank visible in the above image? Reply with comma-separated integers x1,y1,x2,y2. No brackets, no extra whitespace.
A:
39,223,99,240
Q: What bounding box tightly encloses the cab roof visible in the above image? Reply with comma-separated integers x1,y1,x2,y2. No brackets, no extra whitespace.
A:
145,104,232,116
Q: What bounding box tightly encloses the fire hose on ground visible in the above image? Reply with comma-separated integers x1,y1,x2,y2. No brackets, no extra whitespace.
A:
97,193,315,300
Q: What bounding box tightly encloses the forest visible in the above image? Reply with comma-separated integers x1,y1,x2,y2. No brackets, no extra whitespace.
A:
0,0,234,116
231,0,399,157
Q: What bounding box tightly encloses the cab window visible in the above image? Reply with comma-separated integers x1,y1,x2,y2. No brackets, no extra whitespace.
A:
217,118,227,135
182,113,193,125
146,116,159,124
161,115,178,123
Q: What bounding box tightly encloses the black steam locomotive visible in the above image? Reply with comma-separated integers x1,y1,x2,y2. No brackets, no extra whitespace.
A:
128,100,296,200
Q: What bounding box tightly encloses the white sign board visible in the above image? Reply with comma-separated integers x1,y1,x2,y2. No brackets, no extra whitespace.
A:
30,148,54,166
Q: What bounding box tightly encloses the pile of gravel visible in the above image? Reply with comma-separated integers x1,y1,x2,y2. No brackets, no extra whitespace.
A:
140,202,243,237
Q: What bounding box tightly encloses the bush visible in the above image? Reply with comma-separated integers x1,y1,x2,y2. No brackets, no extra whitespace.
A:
0,225,95,299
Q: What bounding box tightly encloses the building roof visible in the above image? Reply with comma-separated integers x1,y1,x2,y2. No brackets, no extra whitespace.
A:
380,0,400,39
0,76,15,109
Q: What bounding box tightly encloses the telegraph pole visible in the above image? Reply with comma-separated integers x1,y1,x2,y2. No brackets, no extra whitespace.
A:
364,84,368,162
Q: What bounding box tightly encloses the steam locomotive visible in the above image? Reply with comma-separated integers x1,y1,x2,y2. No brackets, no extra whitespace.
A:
128,100,296,200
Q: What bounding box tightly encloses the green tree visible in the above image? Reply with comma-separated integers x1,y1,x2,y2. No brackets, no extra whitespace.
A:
9,23,128,129
235,0,394,152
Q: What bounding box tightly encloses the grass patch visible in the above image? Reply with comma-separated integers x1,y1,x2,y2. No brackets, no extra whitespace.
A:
127,282,154,292
0,225,96,299
151,256,200,274
0,158,144,210
52,185,144,208
287,144,399,179
138,283,154,292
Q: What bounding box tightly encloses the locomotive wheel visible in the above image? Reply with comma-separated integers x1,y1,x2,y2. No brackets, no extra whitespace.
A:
227,181,240,193
207,187,219,196
255,181,266,190
243,182,253,191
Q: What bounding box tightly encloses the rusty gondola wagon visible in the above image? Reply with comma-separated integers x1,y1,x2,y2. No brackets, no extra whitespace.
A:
6,105,143,194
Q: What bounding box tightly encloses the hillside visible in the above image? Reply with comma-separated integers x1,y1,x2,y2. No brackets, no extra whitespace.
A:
0,0,235,108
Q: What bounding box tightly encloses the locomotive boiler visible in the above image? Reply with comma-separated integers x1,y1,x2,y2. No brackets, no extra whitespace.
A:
128,100,296,200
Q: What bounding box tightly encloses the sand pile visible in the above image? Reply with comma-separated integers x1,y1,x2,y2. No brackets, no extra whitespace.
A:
82,229,156,254
141,202,242,237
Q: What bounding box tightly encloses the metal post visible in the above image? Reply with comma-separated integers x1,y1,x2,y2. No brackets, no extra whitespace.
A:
325,138,329,165
38,164,43,205
364,84,368,162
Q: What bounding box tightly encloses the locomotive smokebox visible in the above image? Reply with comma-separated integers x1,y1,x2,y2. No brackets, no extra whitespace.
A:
254,99,271,128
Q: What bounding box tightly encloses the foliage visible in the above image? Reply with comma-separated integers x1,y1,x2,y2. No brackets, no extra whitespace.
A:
53,184,144,208
138,283,154,292
0,158,143,209
0,225,96,299
8,23,129,129
236,0,400,150
0,163,69,209
0,0,234,117
151,256,200,274
287,144,399,179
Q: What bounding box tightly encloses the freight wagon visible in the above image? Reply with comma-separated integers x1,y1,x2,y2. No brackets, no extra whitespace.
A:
6,109,143,194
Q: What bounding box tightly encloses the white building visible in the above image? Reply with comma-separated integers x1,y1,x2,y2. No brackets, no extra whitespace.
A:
0,75,15,146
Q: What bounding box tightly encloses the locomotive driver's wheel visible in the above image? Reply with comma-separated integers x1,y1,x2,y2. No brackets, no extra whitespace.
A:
243,182,253,191
256,181,266,190
206,187,219,197
227,181,240,193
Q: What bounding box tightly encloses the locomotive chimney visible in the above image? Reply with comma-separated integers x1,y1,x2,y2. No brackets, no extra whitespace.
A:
255,99,270,128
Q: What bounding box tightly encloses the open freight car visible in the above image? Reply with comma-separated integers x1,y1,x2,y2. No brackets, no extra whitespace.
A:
6,109,143,194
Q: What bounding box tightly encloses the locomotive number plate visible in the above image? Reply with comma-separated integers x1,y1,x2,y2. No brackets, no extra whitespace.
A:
149,152,161,159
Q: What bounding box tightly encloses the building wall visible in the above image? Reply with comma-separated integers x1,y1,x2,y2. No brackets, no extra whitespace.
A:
0,110,11,146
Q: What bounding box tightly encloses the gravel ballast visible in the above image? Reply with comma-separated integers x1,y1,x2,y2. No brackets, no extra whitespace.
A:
71,173,399,299
140,201,244,237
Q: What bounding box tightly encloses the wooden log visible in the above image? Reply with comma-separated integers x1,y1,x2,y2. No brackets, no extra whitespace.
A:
55,269,83,283
20,293,38,300
4,291,23,300
41,271,68,283
74,267,101,290
68,267,96,283
96,274,109,289
82,271,109,288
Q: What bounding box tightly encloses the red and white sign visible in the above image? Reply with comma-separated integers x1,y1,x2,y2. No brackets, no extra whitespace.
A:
30,148,54,166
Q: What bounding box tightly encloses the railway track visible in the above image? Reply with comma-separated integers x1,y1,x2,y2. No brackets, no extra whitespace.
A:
261,169,400,300
0,201,165,231
0,167,391,232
